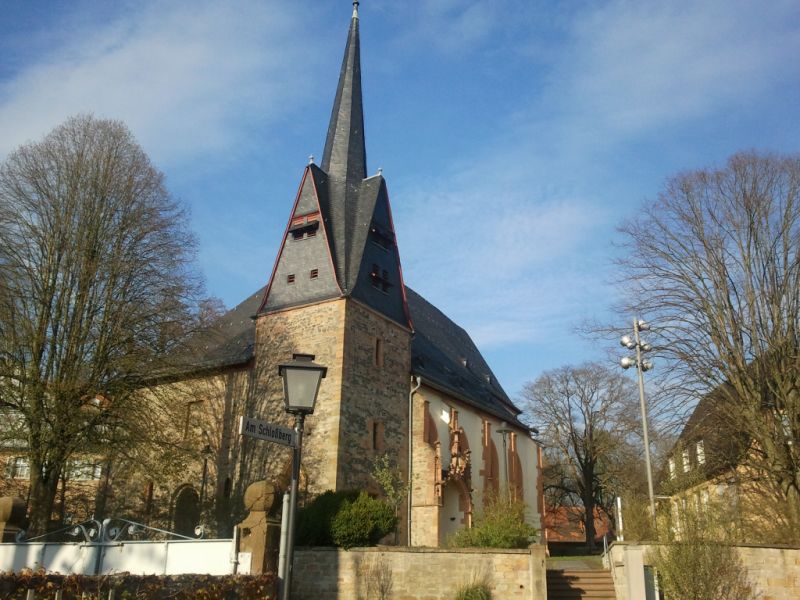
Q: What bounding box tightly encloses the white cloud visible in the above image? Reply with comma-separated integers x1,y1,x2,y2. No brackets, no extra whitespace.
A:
549,0,800,142
393,0,800,352
0,1,320,167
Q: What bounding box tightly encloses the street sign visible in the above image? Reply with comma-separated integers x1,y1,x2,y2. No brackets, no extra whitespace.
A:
239,416,296,448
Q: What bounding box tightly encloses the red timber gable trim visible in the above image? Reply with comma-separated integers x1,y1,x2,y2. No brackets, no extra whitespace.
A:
257,166,343,314
380,180,414,332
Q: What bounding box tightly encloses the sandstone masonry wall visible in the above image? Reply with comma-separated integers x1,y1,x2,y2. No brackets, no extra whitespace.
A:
609,542,800,600
293,546,547,600
253,299,347,493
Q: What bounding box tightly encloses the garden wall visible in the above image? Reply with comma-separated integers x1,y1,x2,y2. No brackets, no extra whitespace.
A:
607,542,800,600
293,545,547,600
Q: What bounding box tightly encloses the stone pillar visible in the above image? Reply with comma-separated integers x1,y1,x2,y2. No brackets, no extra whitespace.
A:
0,497,26,542
236,481,281,575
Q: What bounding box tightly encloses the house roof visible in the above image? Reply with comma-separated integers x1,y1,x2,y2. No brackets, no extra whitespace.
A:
665,384,750,487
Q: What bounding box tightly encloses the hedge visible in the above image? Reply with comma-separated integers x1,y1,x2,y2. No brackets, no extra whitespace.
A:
0,571,275,599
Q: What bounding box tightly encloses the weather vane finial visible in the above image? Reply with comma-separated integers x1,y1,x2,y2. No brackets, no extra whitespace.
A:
353,1,359,19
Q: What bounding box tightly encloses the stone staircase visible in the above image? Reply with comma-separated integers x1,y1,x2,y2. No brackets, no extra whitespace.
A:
546,569,616,599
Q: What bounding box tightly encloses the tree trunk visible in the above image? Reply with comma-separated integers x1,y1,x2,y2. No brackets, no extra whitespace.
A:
583,486,597,552
27,467,60,536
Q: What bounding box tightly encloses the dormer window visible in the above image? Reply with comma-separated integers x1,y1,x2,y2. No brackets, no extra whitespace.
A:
682,448,691,472
289,212,321,240
370,263,393,292
370,221,394,250
696,440,705,465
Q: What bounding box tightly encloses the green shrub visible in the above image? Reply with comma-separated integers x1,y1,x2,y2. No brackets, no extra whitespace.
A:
454,583,491,600
330,491,397,549
448,495,537,549
296,489,359,546
647,500,756,600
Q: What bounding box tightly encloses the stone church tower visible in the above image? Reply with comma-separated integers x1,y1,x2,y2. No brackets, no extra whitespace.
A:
251,2,413,506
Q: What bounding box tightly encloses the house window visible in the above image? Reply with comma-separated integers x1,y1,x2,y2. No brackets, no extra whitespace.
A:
682,448,691,472
287,274,295,284
310,269,319,279
289,214,320,240
668,457,676,479
69,459,103,481
374,338,384,367
696,440,705,465
6,456,30,479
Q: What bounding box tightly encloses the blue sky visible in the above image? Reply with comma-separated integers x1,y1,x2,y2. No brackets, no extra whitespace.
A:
2,0,799,400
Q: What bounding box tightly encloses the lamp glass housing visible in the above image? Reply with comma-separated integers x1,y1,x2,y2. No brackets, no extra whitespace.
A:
279,354,327,414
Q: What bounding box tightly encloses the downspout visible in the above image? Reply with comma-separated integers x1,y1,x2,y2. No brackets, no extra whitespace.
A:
407,375,422,546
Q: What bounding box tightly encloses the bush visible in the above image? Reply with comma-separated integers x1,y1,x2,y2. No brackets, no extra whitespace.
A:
0,571,274,599
454,583,491,600
296,489,359,546
448,495,537,549
647,501,757,600
330,491,397,549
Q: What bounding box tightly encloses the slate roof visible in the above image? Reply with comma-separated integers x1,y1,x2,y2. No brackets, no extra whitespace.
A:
180,288,262,372
318,9,369,295
405,288,524,426
194,285,525,427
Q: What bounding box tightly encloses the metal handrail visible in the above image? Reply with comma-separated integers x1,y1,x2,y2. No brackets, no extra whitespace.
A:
18,517,201,543
602,533,618,590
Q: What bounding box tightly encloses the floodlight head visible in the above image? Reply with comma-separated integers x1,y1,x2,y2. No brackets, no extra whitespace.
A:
642,359,654,371
620,335,633,347
636,320,650,331
620,356,636,369
641,343,652,353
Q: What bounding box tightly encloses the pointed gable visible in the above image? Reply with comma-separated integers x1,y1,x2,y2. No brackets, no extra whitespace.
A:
260,166,341,313
349,176,411,327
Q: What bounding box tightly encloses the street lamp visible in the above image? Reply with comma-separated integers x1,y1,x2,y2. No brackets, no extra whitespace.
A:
279,354,327,600
496,422,512,493
620,318,656,522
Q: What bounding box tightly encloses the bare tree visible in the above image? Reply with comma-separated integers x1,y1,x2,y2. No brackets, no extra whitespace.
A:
521,363,640,550
0,115,202,534
617,150,800,534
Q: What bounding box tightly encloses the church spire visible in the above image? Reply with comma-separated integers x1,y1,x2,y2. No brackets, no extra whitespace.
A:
321,2,367,184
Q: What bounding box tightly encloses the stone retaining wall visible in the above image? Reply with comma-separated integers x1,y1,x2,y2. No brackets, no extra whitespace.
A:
293,546,547,600
607,542,800,600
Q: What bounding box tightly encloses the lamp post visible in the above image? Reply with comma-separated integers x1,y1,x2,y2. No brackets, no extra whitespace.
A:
279,354,327,600
496,422,512,493
620,318,656,521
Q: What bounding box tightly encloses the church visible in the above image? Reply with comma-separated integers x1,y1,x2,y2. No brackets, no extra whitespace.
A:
146,2,542,547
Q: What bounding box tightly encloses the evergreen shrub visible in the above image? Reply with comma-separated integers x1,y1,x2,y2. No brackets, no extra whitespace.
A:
296,489,359,546
330,491,397,549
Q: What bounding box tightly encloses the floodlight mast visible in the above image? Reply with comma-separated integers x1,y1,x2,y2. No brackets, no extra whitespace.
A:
620,317,656,523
